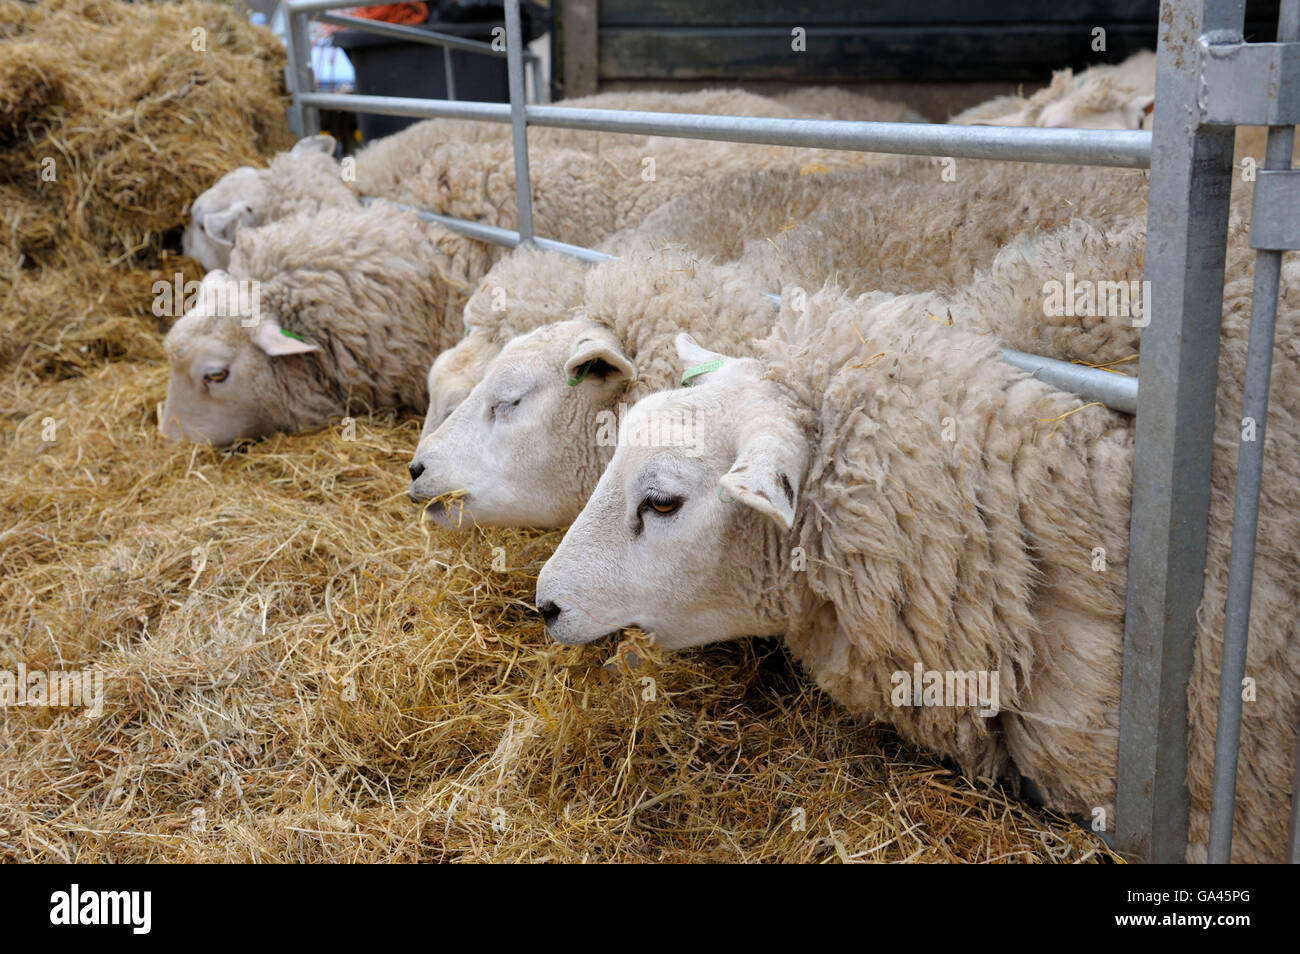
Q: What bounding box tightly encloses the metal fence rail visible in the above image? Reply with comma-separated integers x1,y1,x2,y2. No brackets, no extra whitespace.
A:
283,0,1300,863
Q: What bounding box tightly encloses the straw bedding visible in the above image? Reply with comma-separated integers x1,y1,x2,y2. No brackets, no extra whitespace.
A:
0,0,1113,862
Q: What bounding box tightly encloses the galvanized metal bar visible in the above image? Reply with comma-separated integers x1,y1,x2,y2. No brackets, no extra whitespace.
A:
1000,349,1139,414
358,196,613,264
285,11,318,137
314,11,539,61
529,55,544,104
523,106,1152,168
1208,0,1299,866
444,47,457,101
295,101,1148,168
504,0,534,243
299,92,510,122
1117,0,1244,865
1289,722,1300,861
290,0,430,13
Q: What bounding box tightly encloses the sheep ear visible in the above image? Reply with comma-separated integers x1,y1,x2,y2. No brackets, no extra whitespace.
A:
675,333,729,387
720,431,805,531
564,325,635,386
291,134,337,158
203,204,254,247
1124,93,1156,129
250,319,320,357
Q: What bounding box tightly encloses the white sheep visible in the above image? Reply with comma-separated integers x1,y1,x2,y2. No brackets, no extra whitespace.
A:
534,251,1300,862
161,204,470,446
952,50,1156,129
182,135,357,271
185,88,921,269
409,157,1151,523
408,245,778,525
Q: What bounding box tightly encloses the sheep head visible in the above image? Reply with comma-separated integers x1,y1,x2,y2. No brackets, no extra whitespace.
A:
408,318,634,527
534,333,807,650
182,135,339,271
159,270,322,447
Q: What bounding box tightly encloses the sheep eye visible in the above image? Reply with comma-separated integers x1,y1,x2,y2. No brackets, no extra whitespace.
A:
203,368,229,384
491,396,522,419
645,494,682,515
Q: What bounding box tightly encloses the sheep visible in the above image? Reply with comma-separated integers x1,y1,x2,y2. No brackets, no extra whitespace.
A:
409,156,1151,523
182,135,358,271
952,50,1156,129
533,245,1300,862
408,245,778,525
160,203,471,446
185,88,921,270
419,150,1150,435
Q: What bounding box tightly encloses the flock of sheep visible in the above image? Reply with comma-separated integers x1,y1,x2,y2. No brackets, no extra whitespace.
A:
161,52,1298,863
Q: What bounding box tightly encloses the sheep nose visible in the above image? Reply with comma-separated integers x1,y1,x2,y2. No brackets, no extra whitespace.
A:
537,600,561,627
409,460,425,481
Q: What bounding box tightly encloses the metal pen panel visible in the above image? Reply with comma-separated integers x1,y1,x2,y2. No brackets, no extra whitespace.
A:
298,93,511,122
1117,0,1243,865
504,0,535,243
523,106,1152,168
1207,0,1299,866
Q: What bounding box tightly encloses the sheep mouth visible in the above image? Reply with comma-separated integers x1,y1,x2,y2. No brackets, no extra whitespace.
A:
418,492,471,528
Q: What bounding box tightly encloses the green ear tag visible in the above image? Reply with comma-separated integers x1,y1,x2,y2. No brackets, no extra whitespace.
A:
280,328,307,342
681,358,723,387
462,324,472,339
567,360,595,387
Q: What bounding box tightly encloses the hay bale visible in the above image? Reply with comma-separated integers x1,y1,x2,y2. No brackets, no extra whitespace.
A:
0,0,293,374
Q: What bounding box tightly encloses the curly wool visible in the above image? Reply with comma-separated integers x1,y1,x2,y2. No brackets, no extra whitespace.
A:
749,191,1297,861
228,203,471,425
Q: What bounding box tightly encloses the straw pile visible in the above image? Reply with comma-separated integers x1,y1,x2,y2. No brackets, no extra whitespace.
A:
0,3,1114,864
0,0,294,376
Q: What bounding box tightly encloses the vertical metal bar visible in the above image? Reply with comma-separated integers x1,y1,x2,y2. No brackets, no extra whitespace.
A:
1116,0,1243,864
290,11,320,136
503,0,534,243
444,48,457,101
1208,0,1299,865
283,11,306,138
529,56,544,104
1289,723,1300,861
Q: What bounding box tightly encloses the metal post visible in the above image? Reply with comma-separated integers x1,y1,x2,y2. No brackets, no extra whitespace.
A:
503,0,534,243
529,56,544,104
1289,725,1300,862
1207,0,1299,864
444,48,457,101
289,10,320,136
284,12,306,137
1116,0,1243,864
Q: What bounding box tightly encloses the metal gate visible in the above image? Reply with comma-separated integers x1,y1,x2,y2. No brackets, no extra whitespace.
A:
280,0,1300,863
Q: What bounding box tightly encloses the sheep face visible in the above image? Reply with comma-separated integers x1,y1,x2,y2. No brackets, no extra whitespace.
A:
160,271,320,447
182,135,338,271
535,334,806,650
183,167,266,271
1036,83,1154,130
408,319,632,527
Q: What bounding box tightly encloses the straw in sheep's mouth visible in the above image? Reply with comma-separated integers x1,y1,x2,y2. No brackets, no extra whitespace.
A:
422,489,470,528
